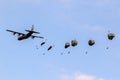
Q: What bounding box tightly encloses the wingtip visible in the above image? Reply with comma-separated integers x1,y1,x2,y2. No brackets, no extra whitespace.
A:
41,36,44,39
6,29,10,31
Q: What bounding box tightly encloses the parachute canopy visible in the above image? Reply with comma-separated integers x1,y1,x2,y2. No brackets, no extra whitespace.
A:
71,40,78,47
88,40,95,46
41,42,45,46
48,46,52,51
108,33,115,40
65,42,70,49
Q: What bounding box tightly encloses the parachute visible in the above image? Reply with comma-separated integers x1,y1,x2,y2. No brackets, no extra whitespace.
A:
108,33,115,40
65,42,70,49
88,40,95,46
71,40,78,47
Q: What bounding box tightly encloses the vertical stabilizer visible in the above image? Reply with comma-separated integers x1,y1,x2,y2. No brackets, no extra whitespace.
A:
25,25,40,34
31,25,34,31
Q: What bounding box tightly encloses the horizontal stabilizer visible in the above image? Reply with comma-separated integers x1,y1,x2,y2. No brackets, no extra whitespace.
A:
25,30,40,34
31,35,44,39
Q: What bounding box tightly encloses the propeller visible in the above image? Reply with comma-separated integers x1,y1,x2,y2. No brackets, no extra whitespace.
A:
17,33,21,36
31,36,35,39
13,32,16,35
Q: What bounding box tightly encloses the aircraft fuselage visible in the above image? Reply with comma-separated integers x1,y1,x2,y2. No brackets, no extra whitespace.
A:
18,32,33,40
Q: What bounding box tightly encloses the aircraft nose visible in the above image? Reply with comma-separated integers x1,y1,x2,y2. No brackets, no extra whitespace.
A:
18,37,22,40
18,38,21,40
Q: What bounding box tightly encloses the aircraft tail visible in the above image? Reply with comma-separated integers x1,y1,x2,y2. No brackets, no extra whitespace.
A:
31,25,34,31
25,25,40,34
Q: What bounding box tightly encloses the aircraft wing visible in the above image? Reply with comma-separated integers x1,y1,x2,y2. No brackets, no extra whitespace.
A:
31,35,44,39
6,29,25,36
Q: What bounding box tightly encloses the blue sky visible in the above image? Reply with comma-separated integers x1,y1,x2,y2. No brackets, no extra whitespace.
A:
0,0,120,80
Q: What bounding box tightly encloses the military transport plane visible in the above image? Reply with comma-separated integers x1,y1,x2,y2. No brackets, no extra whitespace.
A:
6,25,44,41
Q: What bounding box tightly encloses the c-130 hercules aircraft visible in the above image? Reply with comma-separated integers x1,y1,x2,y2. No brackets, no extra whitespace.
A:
6,25,44,41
